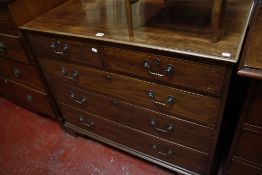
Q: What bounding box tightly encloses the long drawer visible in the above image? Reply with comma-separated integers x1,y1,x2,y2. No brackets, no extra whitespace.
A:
40,58,220,126
60,103,209,175
27,33,103,67
103,47,225,95
0,57,44,91
0,76,54,117
0,5,17,35
245,82,262,128
234,129,262,166
227,159,262,175
0,34,29,63
51,80,214,153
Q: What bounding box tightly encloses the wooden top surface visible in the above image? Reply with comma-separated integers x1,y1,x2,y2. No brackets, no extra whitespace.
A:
238,1,262,79
22,0,254,63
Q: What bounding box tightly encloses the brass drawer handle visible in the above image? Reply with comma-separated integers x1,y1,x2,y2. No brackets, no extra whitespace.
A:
79,116,95,128
13,67,22,77
61,67,79,80
69,91,87,104
150,118,174,133
106,75,112,82
152,144,173,156
50,41,69,55
0,41,6,52
148,90,175,107
143,60,174,78
26,94,33,103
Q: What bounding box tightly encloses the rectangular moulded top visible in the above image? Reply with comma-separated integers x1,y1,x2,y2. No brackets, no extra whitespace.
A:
21,0,254,63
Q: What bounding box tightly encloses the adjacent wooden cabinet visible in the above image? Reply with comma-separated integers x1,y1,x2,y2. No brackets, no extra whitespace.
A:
0,0,66,117
222,1,262,174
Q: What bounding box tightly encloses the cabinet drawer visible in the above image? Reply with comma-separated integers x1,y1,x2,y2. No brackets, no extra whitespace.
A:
0,34,29,63
104,47,225,95
227,159,262,175
27,33,103,67
0,57,44,91
40,58,220,126
245,82,262,128
0,5,17,35
235,130,262,165
0,77,54,117
51,80,214,153
61,103,209,175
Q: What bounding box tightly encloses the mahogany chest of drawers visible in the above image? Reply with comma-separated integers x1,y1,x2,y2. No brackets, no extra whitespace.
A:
21,0,254,174
222,1,262,174
0,0,65,117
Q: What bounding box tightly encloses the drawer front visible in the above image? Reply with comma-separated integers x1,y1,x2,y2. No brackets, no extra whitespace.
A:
227,159,262,175
51,80,214,153
0,77,54,117
235,130,262,165
0,34,29,63
245,82,262,128
61,103,209,175
27,33,103,67
104,47,225,95
0,57,44,91
0,6,17,35
40,58,220,126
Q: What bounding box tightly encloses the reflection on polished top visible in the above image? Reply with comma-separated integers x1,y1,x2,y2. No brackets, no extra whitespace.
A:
238,2,262,79
22,0,253,62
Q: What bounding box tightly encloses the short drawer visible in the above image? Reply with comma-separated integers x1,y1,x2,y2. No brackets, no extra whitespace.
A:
235,129,262,165
0,5,17,35
40,58,220,126
0,57,44,91
61,103,209,175
104,47,225,95
27,33,103,67
51,80,214,153
0,34,29,63
227,159,262,175
245,82,262,128
0,77,54,117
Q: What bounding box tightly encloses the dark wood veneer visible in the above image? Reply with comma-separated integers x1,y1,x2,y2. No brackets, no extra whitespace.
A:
0,57,44,90
0,76,54,117
103,47,225,96
234,129,262,166
222,2,262,174
60,102,209,175
227,159,262,175
21,0,254,174
21,0,253,62
0,5,17,35
0,34,29,63
0,0,67,119
50,80,214,153
27,33,103,67
39,58,221,127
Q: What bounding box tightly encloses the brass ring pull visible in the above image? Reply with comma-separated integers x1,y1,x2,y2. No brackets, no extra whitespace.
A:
148,90,175,107
69,91,87,104
50,41,69,55
106,75,112,82
0,41,6,52
61,67,79,80
79,116,95,128
13,67,22,77
150,118,174,133
143,60,174,78
152,144,173,156
26,94,33,103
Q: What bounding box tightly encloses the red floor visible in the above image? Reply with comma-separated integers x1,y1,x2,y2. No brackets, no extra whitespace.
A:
0,97,173,175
